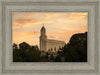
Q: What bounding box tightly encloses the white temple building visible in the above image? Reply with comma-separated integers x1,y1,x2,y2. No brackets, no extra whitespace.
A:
40,26,66,52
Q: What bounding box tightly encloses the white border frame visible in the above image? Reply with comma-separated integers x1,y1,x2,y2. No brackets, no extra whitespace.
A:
0,0,99,75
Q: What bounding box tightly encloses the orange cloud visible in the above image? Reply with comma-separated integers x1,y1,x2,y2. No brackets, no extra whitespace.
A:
13,26,20,30
47,32,66,36
13,13,38,18
13,19,52,27
24,31,40,37
68,13,87,20
24,13,38,18
24,28,87,37
25,31,67,36
13,19,39,25
45,13,58,19
13,13,87,46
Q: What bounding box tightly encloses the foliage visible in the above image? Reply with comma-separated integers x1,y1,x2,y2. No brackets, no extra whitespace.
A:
58,32,87,62
50,54,54,60
54,56,61,62
45,52,49,60
13,32,87,62
13,42,41,62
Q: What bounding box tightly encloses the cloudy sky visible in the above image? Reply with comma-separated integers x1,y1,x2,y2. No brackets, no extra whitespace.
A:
13,12,87,47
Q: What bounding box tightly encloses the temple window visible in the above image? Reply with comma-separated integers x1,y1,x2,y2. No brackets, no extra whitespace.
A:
48,49,50,51
59,46,61,50
54,47,56,51
51,48,53,51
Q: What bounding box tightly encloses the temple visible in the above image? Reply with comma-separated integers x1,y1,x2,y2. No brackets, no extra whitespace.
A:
40,26,66,52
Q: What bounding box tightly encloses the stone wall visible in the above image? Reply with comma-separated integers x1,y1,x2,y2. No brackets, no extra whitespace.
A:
46,39,65,52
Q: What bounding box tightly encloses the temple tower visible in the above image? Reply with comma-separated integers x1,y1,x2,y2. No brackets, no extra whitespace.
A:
40,26,47,51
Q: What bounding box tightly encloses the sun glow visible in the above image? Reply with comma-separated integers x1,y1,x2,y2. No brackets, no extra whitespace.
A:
13,12,87,46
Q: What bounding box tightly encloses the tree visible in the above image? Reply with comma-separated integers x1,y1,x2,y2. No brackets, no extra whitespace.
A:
54,56,61,62
50,54,54,60
19,42,30,50
24,47,41,62
13,43,18,50
13,42,41,62
13,43,25,62
45,52,49,60
57,32,87,62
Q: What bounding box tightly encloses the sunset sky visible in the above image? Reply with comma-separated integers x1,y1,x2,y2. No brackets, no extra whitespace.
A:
13,12,87,47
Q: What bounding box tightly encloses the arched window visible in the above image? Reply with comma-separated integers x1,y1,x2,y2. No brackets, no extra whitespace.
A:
51,48,53,51
48,49,50,51
54,47,56,51
59,46,61,50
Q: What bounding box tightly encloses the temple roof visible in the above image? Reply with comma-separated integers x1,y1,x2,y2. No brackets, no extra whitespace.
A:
47,39,66,44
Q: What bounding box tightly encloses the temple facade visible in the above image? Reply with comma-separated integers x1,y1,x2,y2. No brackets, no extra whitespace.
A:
40,26,66,52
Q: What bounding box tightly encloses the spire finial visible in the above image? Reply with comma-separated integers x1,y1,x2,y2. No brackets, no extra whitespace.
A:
41,24,46,31
43,24,44,27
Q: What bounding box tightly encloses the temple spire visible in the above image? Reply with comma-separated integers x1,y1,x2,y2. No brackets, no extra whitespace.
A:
43,24,44,26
